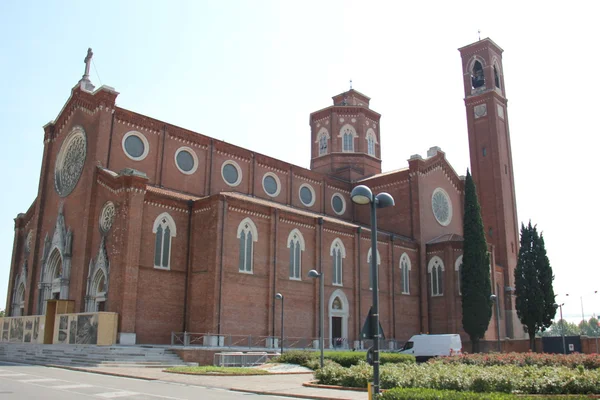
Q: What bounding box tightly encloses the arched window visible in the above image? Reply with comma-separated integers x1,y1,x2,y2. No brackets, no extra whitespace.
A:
365,128,377,156
15,283,25,317
428,256,444,296
471,60,485,89
237,218,258,273
367,248,381,290
330,239,346,286
455,255,463,295
400,253,411,294
340,125,356,152
287,229,305,279
494,64,501,89
316,128,329,156
153,213,177,269
92,269,107,311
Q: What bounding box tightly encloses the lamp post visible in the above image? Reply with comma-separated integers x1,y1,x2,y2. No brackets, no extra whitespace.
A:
275,293,284,355
308,269,324,369
490,294,501,352
554,302,566,354
350,185,395,398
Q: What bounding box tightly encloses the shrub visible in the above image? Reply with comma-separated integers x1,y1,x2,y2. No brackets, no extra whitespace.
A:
271,350,415,370
270,350,314,367
429,352,600,370
379,387,592,400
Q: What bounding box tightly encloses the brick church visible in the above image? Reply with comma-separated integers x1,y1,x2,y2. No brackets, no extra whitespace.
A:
6,38,523,346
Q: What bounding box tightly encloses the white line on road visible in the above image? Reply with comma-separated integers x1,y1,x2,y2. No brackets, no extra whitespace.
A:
96,391,141,398
0,373,28,377
17,378,61,383
52,384,95,389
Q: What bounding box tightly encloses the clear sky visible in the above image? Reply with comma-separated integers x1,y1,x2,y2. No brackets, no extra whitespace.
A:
1,1,598,323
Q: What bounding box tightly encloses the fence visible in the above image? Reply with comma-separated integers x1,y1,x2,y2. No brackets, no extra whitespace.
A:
214,352,270,367
171,332,401,351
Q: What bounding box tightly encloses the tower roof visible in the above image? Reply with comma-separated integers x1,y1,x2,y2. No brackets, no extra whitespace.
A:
331,89,371,108
458,37,504,55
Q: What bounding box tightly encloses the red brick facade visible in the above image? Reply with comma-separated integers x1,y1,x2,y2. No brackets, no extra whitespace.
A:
6,38,521,345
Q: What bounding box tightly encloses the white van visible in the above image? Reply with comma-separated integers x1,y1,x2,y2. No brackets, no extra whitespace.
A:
397,334,462,362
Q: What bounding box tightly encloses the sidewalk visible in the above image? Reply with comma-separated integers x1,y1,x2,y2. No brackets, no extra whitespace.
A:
61,365,368,400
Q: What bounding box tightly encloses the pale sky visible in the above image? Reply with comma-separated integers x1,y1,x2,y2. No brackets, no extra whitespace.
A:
1,1,598,323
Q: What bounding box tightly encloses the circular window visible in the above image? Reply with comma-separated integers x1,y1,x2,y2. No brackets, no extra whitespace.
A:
432,188,452,226
99,201,116,234
299,184,315,207
122,131,149,161
174,147,198,174
221,160,242,187
55,126,87,197
331,193,346,215
262,172,281,197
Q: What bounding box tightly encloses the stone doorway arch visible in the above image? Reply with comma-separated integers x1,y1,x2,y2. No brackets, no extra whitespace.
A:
328,289,349,349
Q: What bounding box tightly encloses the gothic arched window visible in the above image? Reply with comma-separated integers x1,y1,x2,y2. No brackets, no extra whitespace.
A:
316,129,329,156
237,218,258,273
340,125,356,152
153,213,177,269
494,65,501,89
366,128,377,156
471,60,485,89
400,253,411,294
367,248,381,290
331,239,346,286
288,229,305,279
455,255,463,295
428,256,444,296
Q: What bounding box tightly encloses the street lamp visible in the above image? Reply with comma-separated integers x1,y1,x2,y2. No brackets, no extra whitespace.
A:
490,294,501,352
308,269,324,369
275,293,284,355
351,184,395,398
554,303,566,354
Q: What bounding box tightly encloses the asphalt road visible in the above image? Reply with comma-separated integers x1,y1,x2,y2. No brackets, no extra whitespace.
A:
0,362,288,399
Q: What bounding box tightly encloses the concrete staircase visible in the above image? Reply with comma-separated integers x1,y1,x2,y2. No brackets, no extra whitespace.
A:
0,344,196,368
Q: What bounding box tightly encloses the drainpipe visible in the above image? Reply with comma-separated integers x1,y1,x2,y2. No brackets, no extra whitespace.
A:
357,226,362,336
182,199,193,332
391,235,396,339
271,209,278,337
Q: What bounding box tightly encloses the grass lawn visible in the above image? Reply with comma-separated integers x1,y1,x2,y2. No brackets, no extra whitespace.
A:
165,365,270,375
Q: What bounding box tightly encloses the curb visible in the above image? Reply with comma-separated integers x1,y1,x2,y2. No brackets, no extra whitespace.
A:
303,381,368,392
230,387,358,400
163,369,313,376
47,365,158,381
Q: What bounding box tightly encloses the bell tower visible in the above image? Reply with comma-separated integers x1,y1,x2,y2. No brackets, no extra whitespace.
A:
459,38,521,338
309,89,382,181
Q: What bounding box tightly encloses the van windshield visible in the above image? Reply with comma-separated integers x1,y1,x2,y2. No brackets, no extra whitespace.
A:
401,341,414,351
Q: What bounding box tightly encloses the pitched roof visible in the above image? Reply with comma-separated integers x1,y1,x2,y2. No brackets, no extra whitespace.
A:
145,186,203,201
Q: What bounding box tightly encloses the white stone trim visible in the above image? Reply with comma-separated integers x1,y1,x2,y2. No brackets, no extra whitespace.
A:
262,172,281,197
299,183,316,207
432,187,452,227
152,212,177,237
331,193,346,215
122,131,150,161
221,160,242,187
400,252,411,295
174,146,199,175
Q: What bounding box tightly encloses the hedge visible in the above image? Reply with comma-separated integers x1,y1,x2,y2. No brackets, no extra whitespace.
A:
315,362,600,395
430,352,600,370
270,350,414,370
380,388,593,400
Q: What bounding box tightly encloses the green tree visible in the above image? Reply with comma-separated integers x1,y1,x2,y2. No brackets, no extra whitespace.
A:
537,319,580,337
514,222,556,351
0,309,4,317
461,170,492,353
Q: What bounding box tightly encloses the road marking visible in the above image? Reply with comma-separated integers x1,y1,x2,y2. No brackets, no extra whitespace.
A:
96,391,140,398
17,378,61,383
52,383,94,389
0,373,28,377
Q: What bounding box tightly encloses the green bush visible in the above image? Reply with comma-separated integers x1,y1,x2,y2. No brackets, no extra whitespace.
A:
317,362,600,395
430,352,600,369
379,388,592,400
271,350,415,370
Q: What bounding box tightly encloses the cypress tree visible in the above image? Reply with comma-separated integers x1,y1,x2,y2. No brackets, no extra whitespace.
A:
461,170,492,353
514,222,556,351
